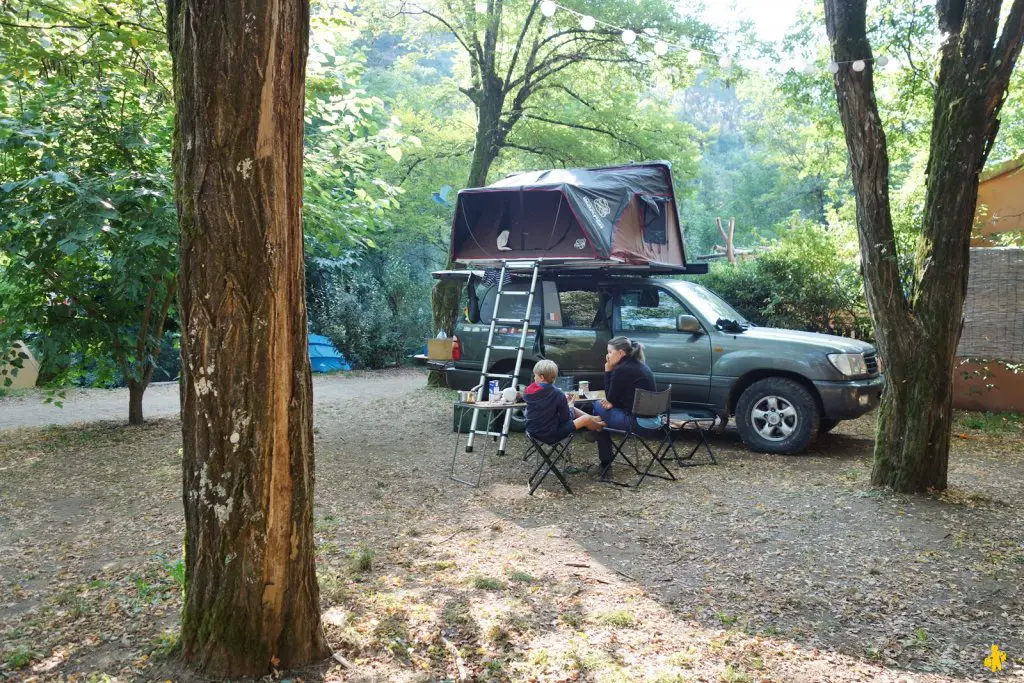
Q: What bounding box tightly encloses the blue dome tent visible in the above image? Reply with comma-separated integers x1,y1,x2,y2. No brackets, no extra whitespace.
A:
308,334,351,373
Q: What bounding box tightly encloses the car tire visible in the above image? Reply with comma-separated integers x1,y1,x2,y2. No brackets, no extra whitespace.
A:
736,377,819,454
819,418,840,435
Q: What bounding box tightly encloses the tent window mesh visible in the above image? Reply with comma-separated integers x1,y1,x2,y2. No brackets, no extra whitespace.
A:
643,197,668,245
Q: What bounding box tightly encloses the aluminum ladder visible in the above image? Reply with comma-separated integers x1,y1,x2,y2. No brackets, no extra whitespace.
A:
466,260,540,457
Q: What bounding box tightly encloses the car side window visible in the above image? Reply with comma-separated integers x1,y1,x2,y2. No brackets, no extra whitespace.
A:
480,283,542,325
558,289,604,328
619,288,691,332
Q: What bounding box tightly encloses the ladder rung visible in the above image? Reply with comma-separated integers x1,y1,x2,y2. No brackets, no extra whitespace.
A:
486,372,513,379
497,290,530,296
493,318,529,324
490,345,524,351
474,430,506,437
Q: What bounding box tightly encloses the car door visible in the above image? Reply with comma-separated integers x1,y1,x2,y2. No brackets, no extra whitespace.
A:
614,285,713,403
541,281,612,386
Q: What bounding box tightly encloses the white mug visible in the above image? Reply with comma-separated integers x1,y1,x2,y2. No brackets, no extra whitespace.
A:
501,387,518,403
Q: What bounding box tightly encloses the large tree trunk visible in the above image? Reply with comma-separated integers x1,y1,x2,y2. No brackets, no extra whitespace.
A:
168,0,329,676
824,0,1024,493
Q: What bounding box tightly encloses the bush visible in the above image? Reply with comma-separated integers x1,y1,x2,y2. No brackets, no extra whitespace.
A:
306,242,435,369
699,222,873,341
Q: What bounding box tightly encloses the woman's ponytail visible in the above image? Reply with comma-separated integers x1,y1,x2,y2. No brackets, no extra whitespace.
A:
630,340,645,364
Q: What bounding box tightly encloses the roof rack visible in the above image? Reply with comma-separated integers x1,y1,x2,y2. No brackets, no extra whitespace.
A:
451,257,708,275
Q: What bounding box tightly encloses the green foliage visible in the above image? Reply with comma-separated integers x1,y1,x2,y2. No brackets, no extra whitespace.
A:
470,575,505,591
347,546,375,574
307,241,435,369
699,222,872,340
303,9,411,252
3,645,35,669
957,411,1023,435
595,609,636,628
0,0,176,401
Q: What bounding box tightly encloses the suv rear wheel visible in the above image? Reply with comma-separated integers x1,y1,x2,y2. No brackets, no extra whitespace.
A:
736,377,820,454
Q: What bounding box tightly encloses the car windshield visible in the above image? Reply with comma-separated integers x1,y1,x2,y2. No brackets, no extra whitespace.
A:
667,281,748,326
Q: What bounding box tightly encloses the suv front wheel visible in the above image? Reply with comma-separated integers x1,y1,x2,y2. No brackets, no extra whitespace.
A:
736,377,820,454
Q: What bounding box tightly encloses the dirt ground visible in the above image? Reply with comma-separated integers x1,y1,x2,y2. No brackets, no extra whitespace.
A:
0,372,409,430
1,369,1023,682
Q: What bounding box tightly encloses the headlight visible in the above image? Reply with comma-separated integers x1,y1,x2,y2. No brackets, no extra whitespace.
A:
828,352,868,376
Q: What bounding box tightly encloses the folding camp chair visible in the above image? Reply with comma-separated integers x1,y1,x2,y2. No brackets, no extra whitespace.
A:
526,432,575,495
602,386,677,487
669,405,718,465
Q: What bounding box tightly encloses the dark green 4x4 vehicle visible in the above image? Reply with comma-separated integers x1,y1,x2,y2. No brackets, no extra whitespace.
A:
437,272,883,454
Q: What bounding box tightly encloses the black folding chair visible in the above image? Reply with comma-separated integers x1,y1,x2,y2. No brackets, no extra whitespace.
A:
669,405,718,465
526,432,575,495
602,386,677,487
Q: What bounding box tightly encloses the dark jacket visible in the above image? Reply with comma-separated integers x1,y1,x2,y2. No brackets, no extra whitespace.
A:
605,355,656,412
524,381,570,440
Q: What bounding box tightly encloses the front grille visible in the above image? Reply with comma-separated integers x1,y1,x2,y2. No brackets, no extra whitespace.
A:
864,351,878,375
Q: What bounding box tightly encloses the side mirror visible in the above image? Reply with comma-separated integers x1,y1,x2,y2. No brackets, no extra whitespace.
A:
677,315,703,335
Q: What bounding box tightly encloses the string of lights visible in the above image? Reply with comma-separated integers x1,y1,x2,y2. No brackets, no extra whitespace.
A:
472,0,888,75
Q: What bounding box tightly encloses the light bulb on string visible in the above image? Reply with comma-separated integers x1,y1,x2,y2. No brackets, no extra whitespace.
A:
687,50,701,66
540,0,556,17
719,55,732,68
875,55,889,68
474,1,487,13
852,59,866,72
580,14,595,31
621,29,636,45
827,61,840,74
654,40,669,57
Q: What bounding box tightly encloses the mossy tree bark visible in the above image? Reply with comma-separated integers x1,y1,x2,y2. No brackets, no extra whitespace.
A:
167,0,329,676
824,0,1024,492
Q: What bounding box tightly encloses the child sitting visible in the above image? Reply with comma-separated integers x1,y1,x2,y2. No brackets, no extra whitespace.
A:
523,360,605,443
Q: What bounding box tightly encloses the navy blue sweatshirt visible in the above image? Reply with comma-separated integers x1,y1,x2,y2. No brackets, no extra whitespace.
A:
605,355,656,412
524,382,570,440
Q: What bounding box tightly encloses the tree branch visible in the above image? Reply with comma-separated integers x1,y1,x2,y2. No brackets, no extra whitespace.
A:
824,0,911,340
397,146,473,185
403,6,481,65
135,286,157,360
983,0,1024,150
523,114,645,153
503,0,540,91
936,0,966,34
0,20,92,29
503,142,554,156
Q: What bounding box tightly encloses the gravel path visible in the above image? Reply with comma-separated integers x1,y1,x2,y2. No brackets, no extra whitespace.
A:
0,369,426,430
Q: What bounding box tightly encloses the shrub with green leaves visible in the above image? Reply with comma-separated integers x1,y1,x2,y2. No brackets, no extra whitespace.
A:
307,242,435,369
699,221,873,341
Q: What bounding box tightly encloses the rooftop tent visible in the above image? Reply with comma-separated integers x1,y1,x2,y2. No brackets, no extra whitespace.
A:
308,334,351,373
449,162,693,270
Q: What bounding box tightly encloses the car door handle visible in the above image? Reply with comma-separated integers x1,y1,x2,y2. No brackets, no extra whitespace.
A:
547,338,568,346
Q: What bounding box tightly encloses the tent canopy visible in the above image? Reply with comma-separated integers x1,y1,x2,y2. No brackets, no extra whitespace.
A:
308,334,351,373
450,162,692,270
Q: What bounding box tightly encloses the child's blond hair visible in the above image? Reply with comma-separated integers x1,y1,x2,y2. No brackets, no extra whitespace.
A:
533,359,558,383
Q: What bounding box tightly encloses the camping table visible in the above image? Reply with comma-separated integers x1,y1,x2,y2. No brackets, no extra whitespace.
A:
450,392,605,488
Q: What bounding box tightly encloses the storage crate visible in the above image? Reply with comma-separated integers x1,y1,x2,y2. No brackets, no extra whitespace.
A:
427,339,454,360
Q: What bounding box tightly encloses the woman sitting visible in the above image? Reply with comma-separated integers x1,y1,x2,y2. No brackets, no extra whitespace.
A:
593,335,656,479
